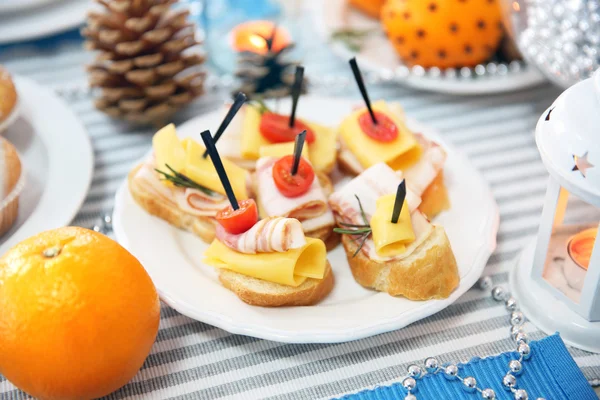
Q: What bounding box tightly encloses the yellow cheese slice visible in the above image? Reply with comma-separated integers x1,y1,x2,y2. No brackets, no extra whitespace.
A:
181,137,250,199
204,237,327,287
370,194,415,257
339,100,421,171
240,106,338,172
258,141,310,160
152,124,186,172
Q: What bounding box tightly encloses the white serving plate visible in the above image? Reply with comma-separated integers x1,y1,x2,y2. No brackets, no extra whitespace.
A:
0,0,88,45
112,95,499,343
314,0,546,95
0,77,93,254
0,0,57,15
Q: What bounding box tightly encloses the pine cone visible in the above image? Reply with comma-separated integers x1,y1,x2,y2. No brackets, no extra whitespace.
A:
235,42,306,99
82,0,205,125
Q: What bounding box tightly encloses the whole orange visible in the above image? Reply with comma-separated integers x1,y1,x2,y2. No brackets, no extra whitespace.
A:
0,227,160,400
381,0,504,68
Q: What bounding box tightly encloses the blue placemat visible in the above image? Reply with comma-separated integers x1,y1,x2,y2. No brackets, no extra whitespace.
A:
337,334,597,400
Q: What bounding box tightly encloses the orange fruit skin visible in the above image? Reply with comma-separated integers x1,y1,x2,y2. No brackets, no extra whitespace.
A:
0,227,160,400
381,0,504,68
349,0,386,19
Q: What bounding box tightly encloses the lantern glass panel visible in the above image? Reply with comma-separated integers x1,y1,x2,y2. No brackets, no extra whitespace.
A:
541,188,599,303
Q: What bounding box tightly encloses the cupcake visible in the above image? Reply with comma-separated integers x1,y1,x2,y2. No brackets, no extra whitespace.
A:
0,138,24,236
0,66,18,132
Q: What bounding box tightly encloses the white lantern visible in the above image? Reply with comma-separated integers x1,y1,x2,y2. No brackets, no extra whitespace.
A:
510,69,600,353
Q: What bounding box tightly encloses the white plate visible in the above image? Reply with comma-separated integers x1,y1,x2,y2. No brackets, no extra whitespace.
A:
0,0,57,15
0,77,93,254
314,0,546,95
112,96,499,343
0,0,88,45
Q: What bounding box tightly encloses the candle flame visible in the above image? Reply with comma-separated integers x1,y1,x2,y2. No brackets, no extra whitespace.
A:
512,1,520,11
568,227,597,270
231,21,291,55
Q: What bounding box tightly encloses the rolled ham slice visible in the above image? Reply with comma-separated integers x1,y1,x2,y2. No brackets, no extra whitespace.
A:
329,162,432,262
256,157,328,221
402,133,447,197
216,217,306,254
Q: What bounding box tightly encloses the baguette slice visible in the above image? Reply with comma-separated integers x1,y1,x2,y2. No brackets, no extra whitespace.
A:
341,226,459,300
218,262,334,306
128,164,217,244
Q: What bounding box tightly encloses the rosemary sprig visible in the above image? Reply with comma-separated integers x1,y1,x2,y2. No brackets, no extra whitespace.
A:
333,195,372,257
248,98,271,115
330,28,374,53
155,164,217,197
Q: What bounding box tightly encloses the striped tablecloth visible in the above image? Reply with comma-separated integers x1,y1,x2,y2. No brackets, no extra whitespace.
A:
1,25,600,400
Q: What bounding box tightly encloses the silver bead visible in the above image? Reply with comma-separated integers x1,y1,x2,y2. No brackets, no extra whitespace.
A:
444,364,459,380
425,357,439,373
462,376,477,393
536,398,546,400
403,377,417,391
515,332,528,345
92,224,103,233
478,276,492,290
505,297,518,311
518,343,532,360
509,360,523,375
514,389,529,400
511,326,524,341
482,388,496,399
407,365,422,378
492,287,506,301
404,394,417,400
503,373,517,390
510,311,525,326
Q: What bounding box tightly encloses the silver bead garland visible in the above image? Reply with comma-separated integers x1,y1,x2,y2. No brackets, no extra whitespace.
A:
389,282,560,400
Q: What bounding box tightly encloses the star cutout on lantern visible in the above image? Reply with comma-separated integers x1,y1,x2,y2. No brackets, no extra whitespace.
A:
572,152,594,177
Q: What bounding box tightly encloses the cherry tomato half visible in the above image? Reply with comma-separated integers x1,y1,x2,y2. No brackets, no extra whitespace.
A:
216,199,259,234
272,155,315,198
358,110,398,142
259,112,316,144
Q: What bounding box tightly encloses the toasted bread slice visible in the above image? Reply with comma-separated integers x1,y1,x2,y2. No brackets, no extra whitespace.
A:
218,262,334,306
419,171,450,220
128,164,217,244
341,226,459,300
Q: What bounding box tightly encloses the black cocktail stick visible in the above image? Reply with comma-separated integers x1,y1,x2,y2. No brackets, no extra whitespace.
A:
203,92,247,158
289,66,304,128
391,180,406,224
291,130,307,175
349,57,377,124
200,130,239,210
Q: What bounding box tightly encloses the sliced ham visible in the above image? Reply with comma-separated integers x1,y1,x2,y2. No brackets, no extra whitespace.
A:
403,133,447,197
216,217,306,254
256,156,328,221
301,209,335,232
133,162,178,207
329,162,432,262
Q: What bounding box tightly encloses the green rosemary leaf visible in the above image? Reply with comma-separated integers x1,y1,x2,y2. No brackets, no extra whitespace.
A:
339,222,370,228
330,28,373,53
248,98,271,114
334,227,372,235
155,164,217,197
354,194,369,226
353,233,370,258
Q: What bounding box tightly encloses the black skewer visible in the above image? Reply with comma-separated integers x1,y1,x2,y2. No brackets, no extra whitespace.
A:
203,92,247,158
200,130,239,210
291,130,307,175
391,180,406,224
289,66,304,128
349,57,377,124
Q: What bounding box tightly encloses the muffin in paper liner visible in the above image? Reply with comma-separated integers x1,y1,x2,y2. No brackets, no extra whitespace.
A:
0,139,25,237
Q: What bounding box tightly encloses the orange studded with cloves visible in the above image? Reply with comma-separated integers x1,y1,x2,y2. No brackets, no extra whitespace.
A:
381,0,504,68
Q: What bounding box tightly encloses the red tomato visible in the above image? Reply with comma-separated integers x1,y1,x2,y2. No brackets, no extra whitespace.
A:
216,199,259,234
358,110,399,142
272,155,315,198
259,112,316,144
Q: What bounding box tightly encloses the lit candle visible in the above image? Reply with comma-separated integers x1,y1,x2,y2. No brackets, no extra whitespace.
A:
568,227,598,270
231,20,291,55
